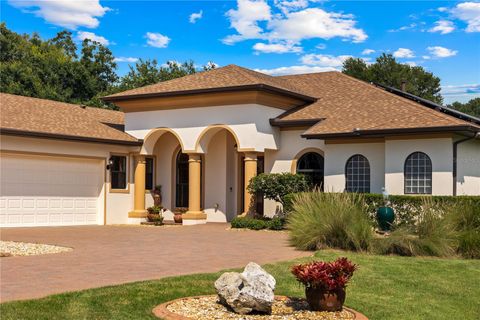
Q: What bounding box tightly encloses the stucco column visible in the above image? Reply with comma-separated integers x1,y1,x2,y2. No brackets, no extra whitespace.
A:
183,154,206,222
242,152,258,216
129,155,147,218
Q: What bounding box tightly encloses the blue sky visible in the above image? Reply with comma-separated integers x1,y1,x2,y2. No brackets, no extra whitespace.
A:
2,0,480,103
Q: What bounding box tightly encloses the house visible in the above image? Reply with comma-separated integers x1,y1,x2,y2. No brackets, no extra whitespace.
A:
1,65,479,227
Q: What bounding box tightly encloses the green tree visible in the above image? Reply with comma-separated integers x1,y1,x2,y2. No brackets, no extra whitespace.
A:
248,173,312,206
117,59,216,91
447,98,480,118
342,53,443,104
0,23,118,108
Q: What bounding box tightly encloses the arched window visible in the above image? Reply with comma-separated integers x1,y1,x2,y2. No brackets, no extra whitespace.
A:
345,154,371,193
175,151,189,208
404,152,432,194
297,152,324,190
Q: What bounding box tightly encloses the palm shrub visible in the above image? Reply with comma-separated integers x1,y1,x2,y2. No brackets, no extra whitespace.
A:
374,198,458,257
287,192,373,251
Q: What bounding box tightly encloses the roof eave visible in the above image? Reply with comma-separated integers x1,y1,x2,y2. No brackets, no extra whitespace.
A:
269,118,323,127
102,84,316,104
302,125,480,140
0,128,143,146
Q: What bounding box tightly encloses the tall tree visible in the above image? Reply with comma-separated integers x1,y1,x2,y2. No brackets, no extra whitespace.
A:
0,23,117,108
447,98,480,118
342,53,443,104
116,59,216,91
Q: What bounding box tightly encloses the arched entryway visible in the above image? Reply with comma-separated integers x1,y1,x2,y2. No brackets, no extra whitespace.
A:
296,151,324,190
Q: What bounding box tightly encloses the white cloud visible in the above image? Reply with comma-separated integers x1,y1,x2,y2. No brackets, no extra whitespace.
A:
361,49,375,55
427,46,458,58
253,41,302,53
388,23,417,32
145,32,171,48
223,0,367,46
274,0,309,14
223,0,271,44
393,48,415,58
429,20,455,34
254,65,337,76
8,0,109,29
422,55,431,60
441,83,480,96
300,53,352,67
76,31,109,45
268,8,367,43
315,43,326,50
189,10,203,23
405,61,417,67
451,2,480,32
114,57,139,63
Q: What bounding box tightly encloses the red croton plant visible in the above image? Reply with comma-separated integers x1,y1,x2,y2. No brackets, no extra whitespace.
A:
291,257,357,291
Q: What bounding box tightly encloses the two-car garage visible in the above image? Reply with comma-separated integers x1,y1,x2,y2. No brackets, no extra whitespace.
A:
0,153,105,227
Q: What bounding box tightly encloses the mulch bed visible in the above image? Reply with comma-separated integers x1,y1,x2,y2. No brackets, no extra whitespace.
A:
153,295,368,320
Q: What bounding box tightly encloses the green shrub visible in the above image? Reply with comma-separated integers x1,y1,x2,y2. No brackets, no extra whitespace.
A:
287,192,374,251
444,200,480,259
230,216,286,230
374,198,458,257
362,194,480,227
248,173,312,207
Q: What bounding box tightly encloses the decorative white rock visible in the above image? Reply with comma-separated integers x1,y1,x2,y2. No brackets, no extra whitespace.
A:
214,262,276,314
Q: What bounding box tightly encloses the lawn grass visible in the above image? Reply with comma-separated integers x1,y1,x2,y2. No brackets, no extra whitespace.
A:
1,250,479,320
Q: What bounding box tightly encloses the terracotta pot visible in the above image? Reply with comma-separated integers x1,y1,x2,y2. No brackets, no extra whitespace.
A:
305,287,346,312
174,213,183,224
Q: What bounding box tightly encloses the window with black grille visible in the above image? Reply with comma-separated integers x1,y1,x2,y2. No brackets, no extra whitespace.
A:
404,152,432,194
345,154,370,193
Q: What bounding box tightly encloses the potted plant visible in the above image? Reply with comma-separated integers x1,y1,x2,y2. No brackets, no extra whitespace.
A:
153,185,162,206
174,207,187,224
291,257,357,312
147,205,164,226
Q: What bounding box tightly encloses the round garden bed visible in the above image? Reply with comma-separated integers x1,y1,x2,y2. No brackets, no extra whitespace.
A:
153,295,368,320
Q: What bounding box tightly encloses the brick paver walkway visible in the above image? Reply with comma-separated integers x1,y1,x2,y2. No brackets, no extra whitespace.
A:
0,224,309,302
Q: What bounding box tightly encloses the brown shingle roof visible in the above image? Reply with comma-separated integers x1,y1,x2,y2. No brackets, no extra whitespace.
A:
275,72,479,137
0,93,140,145
104,64,312,101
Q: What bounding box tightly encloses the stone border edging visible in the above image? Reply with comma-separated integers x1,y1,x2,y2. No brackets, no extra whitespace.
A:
152,295,368,320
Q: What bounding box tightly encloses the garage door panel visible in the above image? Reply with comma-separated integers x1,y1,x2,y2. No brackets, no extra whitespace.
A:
0,154,103,227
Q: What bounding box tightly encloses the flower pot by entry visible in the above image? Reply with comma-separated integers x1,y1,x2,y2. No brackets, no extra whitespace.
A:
305,287,346,312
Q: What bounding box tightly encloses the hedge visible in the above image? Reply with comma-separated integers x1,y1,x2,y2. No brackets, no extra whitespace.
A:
230,216,286,230
284,193,480,227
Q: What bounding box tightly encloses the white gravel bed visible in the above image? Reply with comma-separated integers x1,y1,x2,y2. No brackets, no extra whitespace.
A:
166,296,355,320
0,241,72,257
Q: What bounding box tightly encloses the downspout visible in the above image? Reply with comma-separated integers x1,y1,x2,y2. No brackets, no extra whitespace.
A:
453,132,480,195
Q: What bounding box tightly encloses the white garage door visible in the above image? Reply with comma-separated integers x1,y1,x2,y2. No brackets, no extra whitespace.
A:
0,153,104,227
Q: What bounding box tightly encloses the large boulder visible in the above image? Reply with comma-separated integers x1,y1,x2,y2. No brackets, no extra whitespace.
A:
214,262,276,314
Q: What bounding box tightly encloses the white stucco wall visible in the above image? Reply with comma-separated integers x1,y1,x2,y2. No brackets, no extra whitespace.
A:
324,142,385,194
263,130,326,216
124,104,284,153
0,135,138,225
385,138,454,195
456,138,480,195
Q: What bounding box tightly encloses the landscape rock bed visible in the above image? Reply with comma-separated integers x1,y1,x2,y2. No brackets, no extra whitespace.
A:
153,295,368,320
0,241,72,257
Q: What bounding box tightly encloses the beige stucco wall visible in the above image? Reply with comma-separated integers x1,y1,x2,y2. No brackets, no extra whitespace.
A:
125,104,284,153
324,142,385,193
456,138,480,195
0,135,138,225
385,137,454,195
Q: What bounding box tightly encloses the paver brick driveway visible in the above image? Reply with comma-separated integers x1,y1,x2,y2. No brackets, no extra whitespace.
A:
0,224,310,302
